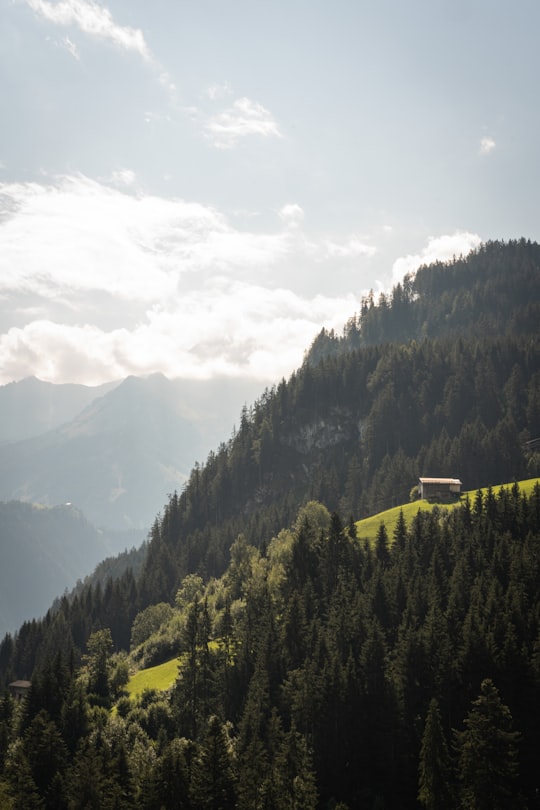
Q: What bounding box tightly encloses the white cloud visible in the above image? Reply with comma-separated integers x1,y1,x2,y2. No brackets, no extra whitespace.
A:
322,237,377,260
0,288,357,385
26,0,152,62
0,176,178,301
279,203,305,228
1,178,487,388
0,175,300,306
0,320,127,384
109,168,137,188
0,174,362,385
0,176,294,300
204,97,282,149
62,35,80,59
479,135,496,155
391,231,482,284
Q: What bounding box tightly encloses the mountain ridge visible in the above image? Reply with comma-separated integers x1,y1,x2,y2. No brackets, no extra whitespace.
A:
0,376,119,443
0,373,264,529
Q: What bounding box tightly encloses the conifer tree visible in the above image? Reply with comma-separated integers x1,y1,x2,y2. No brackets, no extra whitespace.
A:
418,697,453,810
4,739,44,810
236,657,274,810
84,628,114,706
392,508,407,553
454,678,521,809
271,723,318,810
139,738,194,810
375,521,391,568
21,710,68,808
60,680,89,756
0,691,13,773
65,733,114,809
191,715,236,810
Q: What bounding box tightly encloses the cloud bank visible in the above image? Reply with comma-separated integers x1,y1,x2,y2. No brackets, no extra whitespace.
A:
0,174,483,387
0,174,365,385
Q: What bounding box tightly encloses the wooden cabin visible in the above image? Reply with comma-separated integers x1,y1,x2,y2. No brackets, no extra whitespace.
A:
8,680,31,701
418,477,462,502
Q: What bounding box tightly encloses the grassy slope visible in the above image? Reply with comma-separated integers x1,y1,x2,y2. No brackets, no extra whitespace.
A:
355,477,540,542
125,657,180,698
125,641,220,699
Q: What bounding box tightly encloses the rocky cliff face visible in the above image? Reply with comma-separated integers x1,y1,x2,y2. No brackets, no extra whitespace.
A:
238,407,363,516
280,407,360,454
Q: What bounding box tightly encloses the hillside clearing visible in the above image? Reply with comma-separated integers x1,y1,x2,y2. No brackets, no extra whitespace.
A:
125,657,180,698
355,477,540,542
125,640,222,699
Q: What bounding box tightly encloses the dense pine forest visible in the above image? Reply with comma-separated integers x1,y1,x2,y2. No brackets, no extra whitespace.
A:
1,238,540,808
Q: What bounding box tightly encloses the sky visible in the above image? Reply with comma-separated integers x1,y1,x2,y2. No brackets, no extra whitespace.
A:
1,0,539,388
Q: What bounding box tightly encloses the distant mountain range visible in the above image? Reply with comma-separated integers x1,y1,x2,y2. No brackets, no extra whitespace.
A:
0,500,144,638
0,375,118,443
0,373,263,530
0,372,263,636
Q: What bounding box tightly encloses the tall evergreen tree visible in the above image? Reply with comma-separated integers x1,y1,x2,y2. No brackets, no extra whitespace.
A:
24,711,68,806
4,739,44,810
271,722,318,810
139,738,194,810
418,697,453,810
191,715,236,810
84,628,114,706
454,678,522,810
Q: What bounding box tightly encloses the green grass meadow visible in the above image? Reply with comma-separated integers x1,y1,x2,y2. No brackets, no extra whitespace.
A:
355,477,540,543
125,657,180,698
124,641,220,699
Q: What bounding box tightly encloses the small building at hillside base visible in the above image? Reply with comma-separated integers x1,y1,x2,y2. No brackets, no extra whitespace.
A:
8,680,31,701
418,477,462,502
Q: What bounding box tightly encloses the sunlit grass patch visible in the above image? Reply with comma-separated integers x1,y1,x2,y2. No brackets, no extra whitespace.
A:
125,657,180,698
125,640,222,700
355,477,540,543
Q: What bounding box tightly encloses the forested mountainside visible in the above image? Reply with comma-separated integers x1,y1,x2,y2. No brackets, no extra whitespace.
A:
0,238,539,807
307,237,540,362
131,242,539,601
1,486,540,808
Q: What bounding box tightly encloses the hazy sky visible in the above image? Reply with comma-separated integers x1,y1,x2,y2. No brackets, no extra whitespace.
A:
1,0,539,387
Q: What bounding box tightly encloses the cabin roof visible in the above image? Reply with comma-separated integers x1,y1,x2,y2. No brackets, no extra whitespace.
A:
419,477,462,485
9,680,31,688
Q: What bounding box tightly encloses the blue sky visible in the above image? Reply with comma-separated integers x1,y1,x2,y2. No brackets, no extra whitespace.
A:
1,0,538,386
